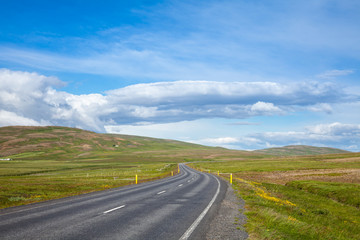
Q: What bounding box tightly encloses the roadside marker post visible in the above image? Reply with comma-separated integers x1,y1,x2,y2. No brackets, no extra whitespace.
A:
135,174,138,184
230,173,232,184
171,171,173,176
178,164,180,173
217,171,219,176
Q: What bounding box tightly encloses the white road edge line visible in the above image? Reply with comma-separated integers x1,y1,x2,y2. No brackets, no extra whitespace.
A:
103,205,125,214
179,176,221,240
157,190,166,195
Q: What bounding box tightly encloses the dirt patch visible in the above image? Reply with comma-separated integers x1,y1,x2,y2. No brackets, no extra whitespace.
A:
27,133,58,139
79,144,93,151
323,157,360,163
236,169,360,184
77,152,91,157
51,150,66,154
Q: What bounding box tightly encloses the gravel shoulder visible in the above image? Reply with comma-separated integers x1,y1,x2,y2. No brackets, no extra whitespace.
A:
206,181,248,240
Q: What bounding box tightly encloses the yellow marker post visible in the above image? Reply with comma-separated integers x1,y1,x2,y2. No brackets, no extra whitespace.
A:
208,170,210,173
135,174,138,184
217,171,219,176
171,171,173,176
178,164,180,173
230,173,232,184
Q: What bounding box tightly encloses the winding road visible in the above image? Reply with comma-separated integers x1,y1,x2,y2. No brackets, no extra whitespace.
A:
0,164,226,239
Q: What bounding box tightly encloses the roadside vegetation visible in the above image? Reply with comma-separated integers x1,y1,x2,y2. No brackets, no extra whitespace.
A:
190,153,360,239
0,159,179,208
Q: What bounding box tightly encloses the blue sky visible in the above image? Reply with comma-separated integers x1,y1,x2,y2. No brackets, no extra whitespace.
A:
1,0,360,151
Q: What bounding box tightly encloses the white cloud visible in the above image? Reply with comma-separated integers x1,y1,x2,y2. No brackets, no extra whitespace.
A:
192,136,264,150
247,122,360,151
201,137,240,145
0,69,112,131
307,103,333,114
317,69,354,79
250,101,282,115
0,110,45,126
104,120,211,139
106,80,344,106
0,68,63,109
0,69,358,136
306,122,360,136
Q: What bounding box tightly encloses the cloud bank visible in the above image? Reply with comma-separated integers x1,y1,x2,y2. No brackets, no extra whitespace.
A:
196,122,360,151
1,69,359,151
1,69,355,131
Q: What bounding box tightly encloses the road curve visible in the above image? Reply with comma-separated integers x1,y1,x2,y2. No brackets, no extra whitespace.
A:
0,164,226,240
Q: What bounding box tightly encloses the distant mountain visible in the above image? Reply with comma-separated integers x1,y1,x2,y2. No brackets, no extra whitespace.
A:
253,145,350,156
2,126,350,161
0,126,252,161
0,126,213,159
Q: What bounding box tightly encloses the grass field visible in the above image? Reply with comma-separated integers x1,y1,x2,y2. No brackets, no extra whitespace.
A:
0,158,180,208
190,153,360,239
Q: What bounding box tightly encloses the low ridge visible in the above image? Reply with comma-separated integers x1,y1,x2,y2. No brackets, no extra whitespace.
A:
253,145,349,156
0,126,213,160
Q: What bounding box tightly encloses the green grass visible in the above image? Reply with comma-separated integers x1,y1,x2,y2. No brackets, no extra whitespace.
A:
190,155,360,172
190,154,360,239
287,181,360,208
233,181,360,239
0,159,178,208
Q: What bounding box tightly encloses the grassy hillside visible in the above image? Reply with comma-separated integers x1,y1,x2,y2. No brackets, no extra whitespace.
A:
0,126,214,160
254,145,349,156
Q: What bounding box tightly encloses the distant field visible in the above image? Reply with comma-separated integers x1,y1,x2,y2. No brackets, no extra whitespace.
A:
253,145,350,156
0,158,179,208
190,153,360,239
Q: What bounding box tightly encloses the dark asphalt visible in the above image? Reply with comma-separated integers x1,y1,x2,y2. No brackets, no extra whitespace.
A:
0,164,226,240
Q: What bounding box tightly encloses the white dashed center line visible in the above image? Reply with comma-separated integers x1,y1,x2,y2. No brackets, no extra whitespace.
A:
178,184,183,187
157,190,166,195
103,205,125,214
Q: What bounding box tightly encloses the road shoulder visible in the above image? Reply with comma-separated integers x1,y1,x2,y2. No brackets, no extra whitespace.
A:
206,181,248,240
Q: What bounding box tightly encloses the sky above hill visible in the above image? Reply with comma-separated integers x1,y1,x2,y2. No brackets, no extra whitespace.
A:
1,0,360,151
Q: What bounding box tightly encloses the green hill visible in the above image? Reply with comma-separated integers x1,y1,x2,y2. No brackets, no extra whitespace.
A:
253,145,349,156
0,126,207,160
0,126,254,161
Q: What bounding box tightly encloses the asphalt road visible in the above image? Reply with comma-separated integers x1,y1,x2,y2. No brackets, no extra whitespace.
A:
0,164,226,240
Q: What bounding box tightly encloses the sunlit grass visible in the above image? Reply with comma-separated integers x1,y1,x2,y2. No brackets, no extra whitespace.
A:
190,153,360,239
0,159,178,209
